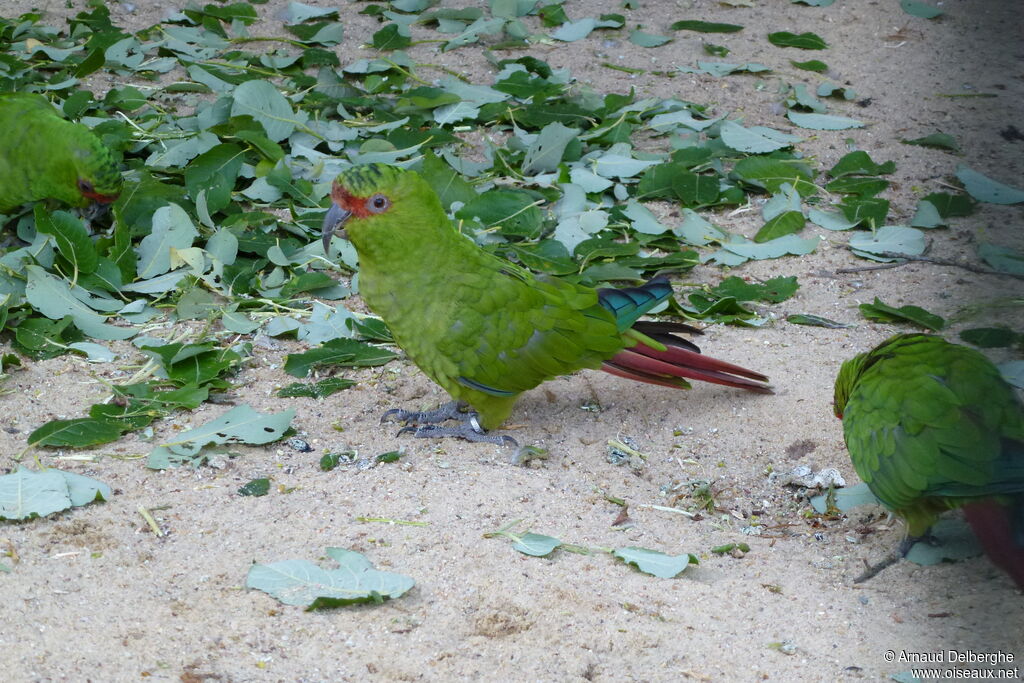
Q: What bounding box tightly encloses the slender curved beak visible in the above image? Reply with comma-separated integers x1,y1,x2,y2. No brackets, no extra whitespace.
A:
321,202,352,255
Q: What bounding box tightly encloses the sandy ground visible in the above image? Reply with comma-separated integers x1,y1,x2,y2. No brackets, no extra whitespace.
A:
2,0,1023,681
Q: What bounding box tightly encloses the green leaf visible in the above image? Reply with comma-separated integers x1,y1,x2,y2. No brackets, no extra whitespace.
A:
551,16,623,42
808,208,858,231
809,482,880,513
34,208,98,275
612,547,698,578
629,30,671,48
371,24,412,50
959,328,1020,349
711,276,799,303
754,210,805,242
790,59,828,72
0,467,110,521
828,151,895,178
848,226,926,261
906,518,982,566
858,297,945,331
1000,361,1024,389
320,452,343,471
900,132,959,152
786,111,864,130
160,404,295,451
284,338,398,378
230,80,297,142
910,200,944,228
719,121,797,154
522,122,579,174
978,243,1024,276
246,547,415,608
732,158,816,195
285,2,339,22
955,165,1024,205
184,144,246,214
28,418,123,448
786,314,854,328
24,267,135,341
239,478,271,497
456,190,542,237
767,31,828,49
840,197,890,229
670,20,743,33
900,0,943,19
512,533,562,557
276,377,357,398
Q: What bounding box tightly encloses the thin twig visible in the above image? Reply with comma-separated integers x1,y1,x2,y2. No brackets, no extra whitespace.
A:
843,249,1024,280
835,262,907,274
138,506,164,537
880,252,1024,280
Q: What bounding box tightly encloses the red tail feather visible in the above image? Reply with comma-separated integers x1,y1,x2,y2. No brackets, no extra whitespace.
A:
603,342,772,394
963,501,1024,589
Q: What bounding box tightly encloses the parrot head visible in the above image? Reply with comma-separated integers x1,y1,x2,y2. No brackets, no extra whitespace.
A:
321,163,441,254
71,134,122,206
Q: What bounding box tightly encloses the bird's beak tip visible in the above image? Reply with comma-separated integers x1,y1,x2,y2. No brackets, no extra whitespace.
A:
321,203,351,254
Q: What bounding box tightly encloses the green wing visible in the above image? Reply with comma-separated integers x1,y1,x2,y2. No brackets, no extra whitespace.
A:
840,334,1024,532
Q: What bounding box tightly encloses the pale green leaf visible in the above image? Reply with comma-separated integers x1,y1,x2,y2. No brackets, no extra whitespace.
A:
246,547,415,608
613,547,698,578
955,165,1024,205
786,111,864,130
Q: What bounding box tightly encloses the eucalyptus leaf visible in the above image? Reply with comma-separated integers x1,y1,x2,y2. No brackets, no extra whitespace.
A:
612,547,698,578
247,547,415,608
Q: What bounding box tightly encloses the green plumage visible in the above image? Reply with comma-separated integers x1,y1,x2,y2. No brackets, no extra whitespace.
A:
332,165,627,429
323,165,769,433
0,92,122,213
834,334,1024,537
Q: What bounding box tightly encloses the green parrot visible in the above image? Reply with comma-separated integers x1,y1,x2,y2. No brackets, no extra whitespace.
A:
0,92,122,213
834,333,1024,586
321,163,771,445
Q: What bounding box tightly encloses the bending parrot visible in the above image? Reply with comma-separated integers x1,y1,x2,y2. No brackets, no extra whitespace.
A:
0,92,122,213
834,333,1024,587
321,163,771,445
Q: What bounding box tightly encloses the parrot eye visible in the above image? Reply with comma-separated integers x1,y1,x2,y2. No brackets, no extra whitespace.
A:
367,194,390,214
77,179,94,194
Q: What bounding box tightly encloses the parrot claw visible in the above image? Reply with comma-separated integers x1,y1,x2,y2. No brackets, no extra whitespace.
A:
383,401,516,447
853,535,922,583
396,422,517,447
381,401,467,425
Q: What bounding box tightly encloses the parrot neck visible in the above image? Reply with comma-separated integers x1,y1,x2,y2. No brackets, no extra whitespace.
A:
350,211,477,323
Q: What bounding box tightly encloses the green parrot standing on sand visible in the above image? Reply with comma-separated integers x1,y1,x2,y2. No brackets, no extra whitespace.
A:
0,92,122,213
321,163,771,445
834,333,1024,587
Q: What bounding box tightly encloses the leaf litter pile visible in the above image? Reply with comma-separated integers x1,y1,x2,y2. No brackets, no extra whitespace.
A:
0,1,1021,608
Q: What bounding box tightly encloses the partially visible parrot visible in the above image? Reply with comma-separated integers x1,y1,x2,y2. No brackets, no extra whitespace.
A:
834,333,1024,587
321,163,771,445
0,92,122,213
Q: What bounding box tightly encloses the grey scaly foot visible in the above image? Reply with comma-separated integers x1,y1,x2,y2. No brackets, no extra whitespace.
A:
854,535,920,583
381,400,467,425
398,421,518,447
382,401,517,447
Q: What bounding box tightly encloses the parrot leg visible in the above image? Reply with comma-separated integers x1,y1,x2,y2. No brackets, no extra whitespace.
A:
853,535,925,583
384,401,518,447
381,401,468,425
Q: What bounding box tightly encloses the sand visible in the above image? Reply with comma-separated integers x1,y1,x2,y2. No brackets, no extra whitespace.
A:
1,0,1022,681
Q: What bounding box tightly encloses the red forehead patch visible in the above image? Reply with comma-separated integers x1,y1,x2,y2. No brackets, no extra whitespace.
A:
330,181,374,218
